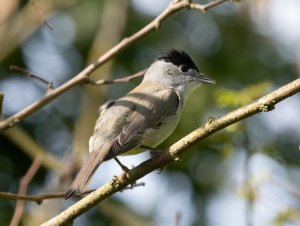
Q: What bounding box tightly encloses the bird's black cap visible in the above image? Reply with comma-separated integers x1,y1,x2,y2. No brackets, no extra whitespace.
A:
158,49,199,72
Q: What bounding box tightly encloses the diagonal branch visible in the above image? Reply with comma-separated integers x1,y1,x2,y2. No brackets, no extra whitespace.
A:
0,0,231,132
41,78,300,226
29,0,54,30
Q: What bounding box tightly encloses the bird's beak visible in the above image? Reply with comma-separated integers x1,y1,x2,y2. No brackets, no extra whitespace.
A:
196,73,216,85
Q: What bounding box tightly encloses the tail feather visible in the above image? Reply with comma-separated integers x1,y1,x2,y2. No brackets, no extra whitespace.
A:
65,144,111,199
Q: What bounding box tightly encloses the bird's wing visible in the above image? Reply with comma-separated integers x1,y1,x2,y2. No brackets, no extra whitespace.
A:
106,87,180,159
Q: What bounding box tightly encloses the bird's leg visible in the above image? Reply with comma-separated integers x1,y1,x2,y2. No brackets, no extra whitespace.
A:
114,157,129,173
140,145,161,159
140,145,164,173
114,157,145,190
123,181,145,190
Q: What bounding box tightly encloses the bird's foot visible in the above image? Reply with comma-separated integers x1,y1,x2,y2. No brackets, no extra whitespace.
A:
140,145,165,173
140,145,162,159
114,157,130,173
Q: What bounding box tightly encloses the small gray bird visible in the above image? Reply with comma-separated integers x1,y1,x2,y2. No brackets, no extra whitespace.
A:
65,49,215,199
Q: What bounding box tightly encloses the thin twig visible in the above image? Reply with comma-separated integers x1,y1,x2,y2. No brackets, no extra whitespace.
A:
10,65,54,89
9,156,43,226
0,189,96,205
87,68,146,85
190,0,229,12
0,191,65,204
0,0,231,132
0,189,101,205
30,0,54,30
0,182,145,204
41,78,300,226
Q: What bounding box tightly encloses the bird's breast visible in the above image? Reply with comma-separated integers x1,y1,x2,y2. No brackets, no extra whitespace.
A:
123,114,181,156
141,113,181,148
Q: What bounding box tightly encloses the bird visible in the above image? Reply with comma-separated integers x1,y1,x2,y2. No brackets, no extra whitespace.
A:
65,49,215,199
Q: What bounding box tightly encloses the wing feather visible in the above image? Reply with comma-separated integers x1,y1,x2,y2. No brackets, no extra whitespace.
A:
105,87,180,159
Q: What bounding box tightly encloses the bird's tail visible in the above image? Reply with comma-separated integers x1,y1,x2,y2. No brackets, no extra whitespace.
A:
64,144,111,199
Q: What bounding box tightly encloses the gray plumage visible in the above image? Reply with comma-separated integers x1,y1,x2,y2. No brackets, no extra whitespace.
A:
65,50,215,199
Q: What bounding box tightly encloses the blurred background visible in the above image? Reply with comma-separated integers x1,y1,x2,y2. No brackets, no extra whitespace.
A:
0,0,300,225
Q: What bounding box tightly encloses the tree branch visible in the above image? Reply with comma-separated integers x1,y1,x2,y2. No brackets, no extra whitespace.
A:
86,69,146,85
0,0,231,132
0,191,65,205
29,0,54,30
41,78,300,226
10,66,54,90
0,182,145,204
189,0,230,12
9,156,42,226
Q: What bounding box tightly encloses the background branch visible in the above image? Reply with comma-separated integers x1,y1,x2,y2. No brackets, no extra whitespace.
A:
87,68,146,86
29,0,54,30
0,0,76,61
10,66,54,89
0,182,144,204
0,0,231,132
9,156,42,226
0,191,65,204
189,0,229,12
2,127,65,175
41,78,300,226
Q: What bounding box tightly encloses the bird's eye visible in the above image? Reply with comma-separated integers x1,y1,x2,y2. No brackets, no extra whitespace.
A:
179,65,189,73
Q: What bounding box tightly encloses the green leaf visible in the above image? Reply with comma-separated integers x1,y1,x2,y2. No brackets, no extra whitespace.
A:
215,81,271,108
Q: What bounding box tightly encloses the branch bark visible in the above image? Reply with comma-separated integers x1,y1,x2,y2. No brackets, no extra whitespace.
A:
0,0,231,132
41,78,300,226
